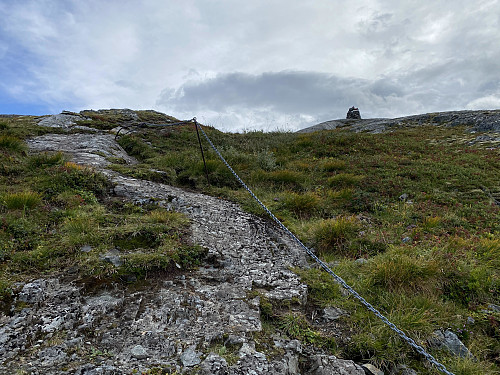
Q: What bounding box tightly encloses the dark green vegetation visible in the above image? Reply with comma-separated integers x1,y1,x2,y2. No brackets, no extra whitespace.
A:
0,117,205,312
1,113,499,374
110,121,499,374
78,109,178,130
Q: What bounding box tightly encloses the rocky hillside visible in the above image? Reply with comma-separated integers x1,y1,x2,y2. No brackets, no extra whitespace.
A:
298,109,500,135
0,110,499,375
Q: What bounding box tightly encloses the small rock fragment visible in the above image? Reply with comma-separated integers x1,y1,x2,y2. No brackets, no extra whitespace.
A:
323,307,347,321
100,250,123,267
19,279,47,303
362,363,384,375
239,342,256,357
389,364,418,375
285,339,302,354
130,344,148,359
200,353,228,375
80,245,92,253
428,329,473,358
180,346,201,367
487,303,500,312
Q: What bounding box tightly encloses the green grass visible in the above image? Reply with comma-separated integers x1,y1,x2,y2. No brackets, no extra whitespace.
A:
1,113,499,374
105,121,499,374
2,191,42,210
0,116,205,300
313,216,360,256
0,135,26,153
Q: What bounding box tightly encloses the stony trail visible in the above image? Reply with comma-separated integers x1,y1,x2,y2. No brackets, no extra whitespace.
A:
0,121,367,375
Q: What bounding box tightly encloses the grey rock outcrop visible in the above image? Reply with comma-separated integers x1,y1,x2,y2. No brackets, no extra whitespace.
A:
37,113,84,128
26,133,137,167
298,109,500,134
200,353,228,374
322,307,347,321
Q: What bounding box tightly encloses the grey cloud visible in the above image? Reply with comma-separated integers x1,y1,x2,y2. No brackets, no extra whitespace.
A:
158,62,500,131
2,0,499,130
158,71,369,115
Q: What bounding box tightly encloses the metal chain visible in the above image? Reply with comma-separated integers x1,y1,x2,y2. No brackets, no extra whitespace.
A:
195,122,455,375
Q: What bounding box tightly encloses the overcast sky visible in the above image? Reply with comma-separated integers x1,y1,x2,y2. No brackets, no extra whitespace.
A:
1,0,499,131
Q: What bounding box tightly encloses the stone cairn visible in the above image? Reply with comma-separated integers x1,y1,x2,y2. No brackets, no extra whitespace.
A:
346,106,361,119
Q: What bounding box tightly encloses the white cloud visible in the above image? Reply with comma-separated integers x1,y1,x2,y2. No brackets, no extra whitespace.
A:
0,0,499,129
466,95,500,110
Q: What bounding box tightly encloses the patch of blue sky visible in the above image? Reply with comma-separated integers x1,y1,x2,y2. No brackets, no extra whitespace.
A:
0,41,72,115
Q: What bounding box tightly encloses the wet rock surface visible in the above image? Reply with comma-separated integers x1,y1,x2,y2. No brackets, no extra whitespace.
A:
298,109,500,134
1,124,370,374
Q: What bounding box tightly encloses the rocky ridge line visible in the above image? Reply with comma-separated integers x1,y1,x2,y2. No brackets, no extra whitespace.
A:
298,109,500,134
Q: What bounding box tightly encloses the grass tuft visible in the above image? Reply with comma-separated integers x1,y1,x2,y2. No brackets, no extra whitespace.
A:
283,192,320,217
313,216,360,256
2,191,42,210
366,251,440,292
28,152,65,169
320,158,347,172
0,135,25,153
328,173,362,188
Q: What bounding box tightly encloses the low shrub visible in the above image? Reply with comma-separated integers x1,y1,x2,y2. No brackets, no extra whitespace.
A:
62,208,105,247
421,216,443,232
278,313,321,344
147,209,188,226
442,265,497,307
291,135,315,152
122,252,173,277
1,216,41,251
327,188,354,202
256,149,277,171
252,169,305,189
348,238,388,258
476,238,500,269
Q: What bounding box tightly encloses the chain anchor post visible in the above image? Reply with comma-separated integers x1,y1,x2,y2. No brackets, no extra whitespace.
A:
193,118,210,186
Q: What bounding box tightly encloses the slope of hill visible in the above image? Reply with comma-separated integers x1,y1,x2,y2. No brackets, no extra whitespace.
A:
0,110,499,375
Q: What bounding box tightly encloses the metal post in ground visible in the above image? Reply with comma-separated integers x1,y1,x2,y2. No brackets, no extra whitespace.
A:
193,118,210,185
